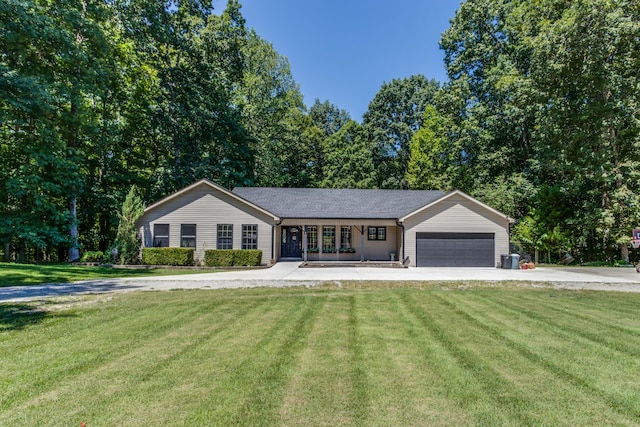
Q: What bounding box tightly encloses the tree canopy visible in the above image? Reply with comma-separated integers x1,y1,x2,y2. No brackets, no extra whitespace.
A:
421,0,640,262
2,0,639,263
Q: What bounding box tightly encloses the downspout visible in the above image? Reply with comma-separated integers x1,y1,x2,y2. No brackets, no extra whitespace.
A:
272,219,282,264
396,219,405,264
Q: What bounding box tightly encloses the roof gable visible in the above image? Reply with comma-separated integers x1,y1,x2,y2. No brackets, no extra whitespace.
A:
399,190,514,223
143,179,279,220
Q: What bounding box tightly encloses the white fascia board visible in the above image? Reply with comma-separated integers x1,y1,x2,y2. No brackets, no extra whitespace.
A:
399,190,515,224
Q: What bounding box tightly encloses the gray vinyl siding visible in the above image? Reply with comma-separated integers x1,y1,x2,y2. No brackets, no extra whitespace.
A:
402,193,510,267
137,184,274,264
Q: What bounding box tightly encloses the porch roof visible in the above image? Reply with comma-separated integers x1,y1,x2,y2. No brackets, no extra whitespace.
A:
232,187,446,219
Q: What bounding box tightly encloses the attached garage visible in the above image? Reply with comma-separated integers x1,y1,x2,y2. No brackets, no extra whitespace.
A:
401,191,513,268
416,232,495,267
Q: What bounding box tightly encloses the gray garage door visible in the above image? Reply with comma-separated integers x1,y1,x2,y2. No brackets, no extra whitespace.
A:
416,232,495,267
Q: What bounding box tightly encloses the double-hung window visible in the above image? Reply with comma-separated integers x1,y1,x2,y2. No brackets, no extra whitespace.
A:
306,226,318,250
322,226,336,252
340,226,352,249
180,224,196,248
217,224,233,249
242,225,258,249
368,226,386,241
153,224,169,247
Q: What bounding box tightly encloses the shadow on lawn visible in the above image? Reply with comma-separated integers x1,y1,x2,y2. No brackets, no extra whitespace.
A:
0,281,145,302
0,263,165,287
0,303,76,331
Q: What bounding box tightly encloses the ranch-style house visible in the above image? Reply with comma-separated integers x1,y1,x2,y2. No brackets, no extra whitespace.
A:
136,179,514,267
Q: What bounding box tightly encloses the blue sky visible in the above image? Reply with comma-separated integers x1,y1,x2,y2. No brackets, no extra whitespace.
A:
214,0,462,121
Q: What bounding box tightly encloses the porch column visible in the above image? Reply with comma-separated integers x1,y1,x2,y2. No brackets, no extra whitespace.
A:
397,221,405,263
336,223,339,261
303,225,307,262
360,225,365,262
271,224,276,262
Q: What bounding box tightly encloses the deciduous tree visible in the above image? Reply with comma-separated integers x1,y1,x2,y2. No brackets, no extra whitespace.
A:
321,121,376,189
363,75,439,189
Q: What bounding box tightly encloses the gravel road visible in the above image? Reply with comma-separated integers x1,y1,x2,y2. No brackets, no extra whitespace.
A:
2,264,640,302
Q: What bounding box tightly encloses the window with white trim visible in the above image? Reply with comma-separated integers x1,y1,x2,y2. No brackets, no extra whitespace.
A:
340,226,352,249
307,226,318,250
217,224,233,249
242,224,258,249
322,226,336,252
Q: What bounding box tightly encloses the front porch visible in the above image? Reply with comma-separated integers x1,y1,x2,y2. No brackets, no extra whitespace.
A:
276,220,403,263
300,260,407,268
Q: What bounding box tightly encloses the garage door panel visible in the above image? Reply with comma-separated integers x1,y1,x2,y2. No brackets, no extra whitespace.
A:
416,233,494,267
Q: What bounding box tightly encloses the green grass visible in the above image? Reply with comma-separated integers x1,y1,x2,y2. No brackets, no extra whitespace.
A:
1,283,640,426
0,263,213,287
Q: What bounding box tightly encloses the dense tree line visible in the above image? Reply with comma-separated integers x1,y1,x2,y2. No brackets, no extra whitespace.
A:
425,0,640,262
1,0,638,263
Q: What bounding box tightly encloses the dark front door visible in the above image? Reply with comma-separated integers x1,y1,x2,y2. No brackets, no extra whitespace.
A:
281,226,302,258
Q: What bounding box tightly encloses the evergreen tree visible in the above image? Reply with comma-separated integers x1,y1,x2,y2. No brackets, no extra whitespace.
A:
113,186,145,264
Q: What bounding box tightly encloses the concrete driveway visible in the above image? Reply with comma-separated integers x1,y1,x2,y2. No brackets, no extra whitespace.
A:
2,263,640,302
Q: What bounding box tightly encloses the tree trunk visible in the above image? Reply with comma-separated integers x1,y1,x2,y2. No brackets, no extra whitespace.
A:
68,195,80,262
621,244,629,263
66,0,86,263
18,240,25,264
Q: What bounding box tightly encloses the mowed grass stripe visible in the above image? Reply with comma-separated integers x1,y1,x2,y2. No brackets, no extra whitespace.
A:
496,290,640,340
421,289,587,424
0,291,271,425
354,290,468,425
396,289,532,425
182,294,326,425
475,289,640,390
101,293,298,425
87,293,276,426
3,286,640,425
233,295,326,425
482,290,640,358
278,294,355,426
538,288,640,317
105,292,308,426
0,292,220,411
402,287,636,425
435,289,640,423
480,290,640,419
346,293,371,424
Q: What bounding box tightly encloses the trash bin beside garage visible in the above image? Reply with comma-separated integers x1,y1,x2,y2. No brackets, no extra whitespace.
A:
501,254,511,269
511,253,520,269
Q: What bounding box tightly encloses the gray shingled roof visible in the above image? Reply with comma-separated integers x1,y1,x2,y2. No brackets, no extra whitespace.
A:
232,187,447,219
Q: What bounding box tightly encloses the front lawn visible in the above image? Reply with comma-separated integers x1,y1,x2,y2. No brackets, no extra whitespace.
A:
1,284,639,425
0,263,213,287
